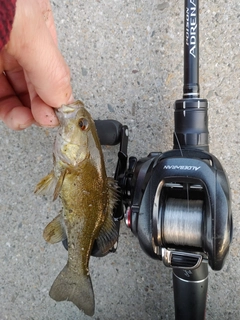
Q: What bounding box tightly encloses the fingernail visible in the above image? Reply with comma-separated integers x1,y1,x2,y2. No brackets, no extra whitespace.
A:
19,121,34,130
67,93,75,104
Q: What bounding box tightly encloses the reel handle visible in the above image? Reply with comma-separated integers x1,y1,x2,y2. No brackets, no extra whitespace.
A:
94,119,122,146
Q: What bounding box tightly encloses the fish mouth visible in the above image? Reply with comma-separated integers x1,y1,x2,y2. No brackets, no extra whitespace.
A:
56,105,76,114
56,102,83,124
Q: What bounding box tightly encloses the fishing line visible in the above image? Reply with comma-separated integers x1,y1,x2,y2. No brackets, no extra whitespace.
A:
174,131,184,157
162,198,203,247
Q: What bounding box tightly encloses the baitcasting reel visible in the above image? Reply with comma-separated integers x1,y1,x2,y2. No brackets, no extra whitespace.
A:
122,149,232,271
95,121,232,272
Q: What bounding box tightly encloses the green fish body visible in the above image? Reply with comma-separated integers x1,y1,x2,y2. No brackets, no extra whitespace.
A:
35,101,118,316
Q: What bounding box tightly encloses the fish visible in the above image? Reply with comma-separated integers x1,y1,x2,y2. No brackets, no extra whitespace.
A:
35,100,119,316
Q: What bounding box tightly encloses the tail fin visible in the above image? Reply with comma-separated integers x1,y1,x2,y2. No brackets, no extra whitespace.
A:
49,265,95,316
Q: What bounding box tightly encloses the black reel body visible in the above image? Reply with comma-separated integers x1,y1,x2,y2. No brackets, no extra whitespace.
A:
126,149,232,271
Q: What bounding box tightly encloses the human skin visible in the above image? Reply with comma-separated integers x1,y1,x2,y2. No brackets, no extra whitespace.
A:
0,0,74,130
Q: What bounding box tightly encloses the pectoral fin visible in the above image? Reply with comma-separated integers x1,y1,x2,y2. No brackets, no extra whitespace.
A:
53,169,67,201
35,171,57,197
35,169,67,201
43,214,67,244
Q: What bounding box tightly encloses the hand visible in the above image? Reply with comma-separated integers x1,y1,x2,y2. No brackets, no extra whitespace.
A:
0,0,74,130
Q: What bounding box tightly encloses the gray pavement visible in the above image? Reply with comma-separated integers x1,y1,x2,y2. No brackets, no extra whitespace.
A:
1,0,240,319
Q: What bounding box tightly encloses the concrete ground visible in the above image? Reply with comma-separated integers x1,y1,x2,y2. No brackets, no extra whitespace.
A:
1,0,240,319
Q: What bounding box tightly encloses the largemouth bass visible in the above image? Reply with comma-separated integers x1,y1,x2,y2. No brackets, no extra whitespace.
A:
35,100,118,316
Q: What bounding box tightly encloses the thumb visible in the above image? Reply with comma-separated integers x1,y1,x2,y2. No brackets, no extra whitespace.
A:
8,0,73,109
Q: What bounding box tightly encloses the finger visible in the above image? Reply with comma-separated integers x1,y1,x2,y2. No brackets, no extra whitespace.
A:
1,105,34,130
0,50,31,108
31,95,59,127
4,68,31,108
0,73,34,130
7,0,74,109
24,73,59,127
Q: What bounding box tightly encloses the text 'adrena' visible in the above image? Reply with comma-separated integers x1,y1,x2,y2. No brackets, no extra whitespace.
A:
186,0,197,58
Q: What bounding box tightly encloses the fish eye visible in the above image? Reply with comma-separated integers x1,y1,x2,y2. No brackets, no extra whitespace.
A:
78,118,89,131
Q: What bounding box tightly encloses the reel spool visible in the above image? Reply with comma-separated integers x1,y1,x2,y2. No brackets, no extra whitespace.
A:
151,178,205,269
162,198,203,248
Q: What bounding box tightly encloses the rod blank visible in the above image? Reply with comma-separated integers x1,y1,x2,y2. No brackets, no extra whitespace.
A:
183,0,199,97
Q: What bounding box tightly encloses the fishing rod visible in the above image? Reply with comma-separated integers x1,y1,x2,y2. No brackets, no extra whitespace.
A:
64,0,232,318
